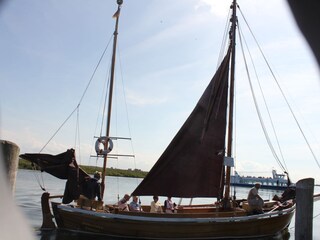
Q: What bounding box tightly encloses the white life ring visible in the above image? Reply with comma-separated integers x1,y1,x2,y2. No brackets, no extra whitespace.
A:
95,137,113,155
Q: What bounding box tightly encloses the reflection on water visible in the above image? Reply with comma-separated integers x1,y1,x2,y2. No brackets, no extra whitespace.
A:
15,169,320,240
38,230,121,240
37,229,290,240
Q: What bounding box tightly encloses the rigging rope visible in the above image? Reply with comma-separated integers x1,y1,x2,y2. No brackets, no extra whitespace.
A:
237,23,288,173
87,60,111,165
118,48,139,188
40,34,114,153
34,34,114,191
118,48,136,163
290,211,320,231
86,39,137,197
233,67,238,200
39,105,79,153
75,107,81,164
100,71,111,137
217,9,232,68
31,164,46,191
237,25,287,173
238,7,320,170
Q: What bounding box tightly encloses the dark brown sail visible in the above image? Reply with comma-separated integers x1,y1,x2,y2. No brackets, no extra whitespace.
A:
20,149,90,203
20,149,87,179
132,49,231,198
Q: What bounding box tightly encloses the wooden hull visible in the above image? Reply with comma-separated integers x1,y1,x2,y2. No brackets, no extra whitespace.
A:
51,202,295,239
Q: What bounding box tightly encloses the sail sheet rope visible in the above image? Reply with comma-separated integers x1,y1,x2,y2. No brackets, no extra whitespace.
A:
238,7,320,170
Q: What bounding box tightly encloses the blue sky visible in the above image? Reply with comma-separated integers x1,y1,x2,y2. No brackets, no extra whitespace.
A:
1,0,319,184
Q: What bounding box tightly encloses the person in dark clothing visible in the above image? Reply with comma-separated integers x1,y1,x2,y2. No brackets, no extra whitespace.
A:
82,171,102,201
273,186,296,203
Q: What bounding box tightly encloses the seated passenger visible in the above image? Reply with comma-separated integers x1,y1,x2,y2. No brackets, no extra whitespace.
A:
117,194,130,211
164,196,176,213
129,196,143,212
247,182,264,213
150,196,162,213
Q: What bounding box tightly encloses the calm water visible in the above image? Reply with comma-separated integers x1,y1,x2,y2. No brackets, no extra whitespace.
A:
14,169,320,240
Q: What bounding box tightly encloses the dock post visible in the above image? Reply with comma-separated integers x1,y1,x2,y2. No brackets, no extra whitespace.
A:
295,178,314,240
0,140,20,194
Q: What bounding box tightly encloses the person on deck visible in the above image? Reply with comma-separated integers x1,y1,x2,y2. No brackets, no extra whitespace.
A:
150,196,162,213
247,182,264,213
164,196,177,213
129,196,143,212
117,194,130,211
272,186,296,203
82,171,102,201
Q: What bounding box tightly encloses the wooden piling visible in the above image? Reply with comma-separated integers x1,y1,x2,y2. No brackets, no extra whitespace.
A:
295,178,314,240
0,140,20,193
41,192,56,229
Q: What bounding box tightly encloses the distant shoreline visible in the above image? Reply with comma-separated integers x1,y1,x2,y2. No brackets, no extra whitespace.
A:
19,158,148,178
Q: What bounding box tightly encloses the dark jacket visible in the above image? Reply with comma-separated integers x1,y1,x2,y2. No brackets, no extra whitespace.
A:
82,178,102,201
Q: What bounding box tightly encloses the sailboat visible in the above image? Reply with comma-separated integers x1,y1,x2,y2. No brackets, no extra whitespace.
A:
20,0,296,239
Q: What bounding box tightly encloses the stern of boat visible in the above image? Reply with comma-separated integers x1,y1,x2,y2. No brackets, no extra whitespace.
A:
51,201,64,228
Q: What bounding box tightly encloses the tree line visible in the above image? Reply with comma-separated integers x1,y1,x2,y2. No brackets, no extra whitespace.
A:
19,158,148,178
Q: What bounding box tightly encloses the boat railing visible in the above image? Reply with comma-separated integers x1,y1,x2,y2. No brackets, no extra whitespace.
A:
57,202,295,223
48,195,64,199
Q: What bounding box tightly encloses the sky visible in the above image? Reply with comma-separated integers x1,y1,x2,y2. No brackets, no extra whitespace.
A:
0,0,319,184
